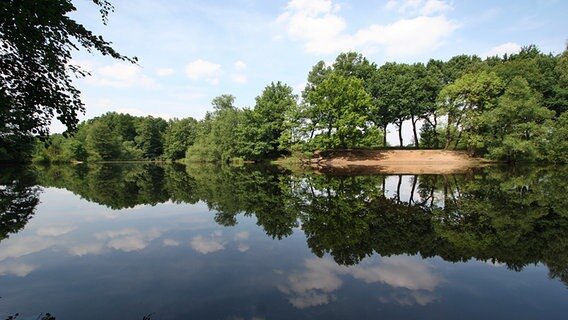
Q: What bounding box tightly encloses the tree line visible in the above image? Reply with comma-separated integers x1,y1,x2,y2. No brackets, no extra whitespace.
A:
2,1,566,164
30,44,568,164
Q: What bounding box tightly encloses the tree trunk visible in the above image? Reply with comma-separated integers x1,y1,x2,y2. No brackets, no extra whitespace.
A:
409,176,417,206
444,116,452,149
398,122,403,147
383,124,388,147
382,176,386,197
396,175,402,203
433,115,439,148
454,129,463,149
411,115,419,148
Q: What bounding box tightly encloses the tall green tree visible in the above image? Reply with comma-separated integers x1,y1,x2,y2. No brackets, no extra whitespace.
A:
85,120,122,161
419,59,447,148
303,61,331,100
237,82,297,160
186,95,244,162
163,117,198,160
0,0,134,161
332,52,377,83
438,70,504,152
303,73,371,149
135,116,168,159
545,112,568,162
550,46,568,115
374,62,414,146
484,76,554,161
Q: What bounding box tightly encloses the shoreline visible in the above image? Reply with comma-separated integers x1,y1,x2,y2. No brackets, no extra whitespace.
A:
306,149,494,174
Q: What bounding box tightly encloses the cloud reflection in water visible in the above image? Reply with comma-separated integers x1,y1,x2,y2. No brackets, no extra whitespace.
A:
279,255,442,309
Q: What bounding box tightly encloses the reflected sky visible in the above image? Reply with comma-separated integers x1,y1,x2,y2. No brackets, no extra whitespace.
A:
1,176,567,319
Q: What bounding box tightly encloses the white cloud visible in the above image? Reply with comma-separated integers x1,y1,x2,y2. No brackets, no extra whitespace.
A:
232,74,248,84
68,243,105,256
398,0,424,13
387,0,452,15
385,0,399,10
286,0,341,15
231,61,248,84
156,67,174,77
277,0,457,56
87,63,157,88
237,243,250,252
190,231,225,254
421,0,452,15
484,42,521,57
0,237,54,262
234,60,247,71
349,256,440,291
278,258,344,309
0,262,37,277
185,59,222,85
279,255,442,309
96,228,161,252
276,0,347,55
36,225,75,237
352,16,458,56
234,231,250,240
234,231,250,252
163,239,180,247
108,236,147,252
379,291,438,306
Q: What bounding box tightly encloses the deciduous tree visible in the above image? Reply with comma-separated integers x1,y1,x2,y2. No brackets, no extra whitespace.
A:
0,0,134,161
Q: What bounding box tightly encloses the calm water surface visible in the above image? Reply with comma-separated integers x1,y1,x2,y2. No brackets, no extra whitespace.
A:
0,164,567,319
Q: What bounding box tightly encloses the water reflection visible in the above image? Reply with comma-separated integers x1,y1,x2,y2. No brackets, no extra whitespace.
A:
29,163,568,285
0,167,40,242
1,163,567,318
279,255,441,309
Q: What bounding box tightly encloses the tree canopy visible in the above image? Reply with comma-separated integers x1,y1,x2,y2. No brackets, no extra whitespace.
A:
0,0,134,161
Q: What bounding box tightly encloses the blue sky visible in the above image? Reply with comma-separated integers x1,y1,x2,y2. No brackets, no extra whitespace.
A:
60,0,568,142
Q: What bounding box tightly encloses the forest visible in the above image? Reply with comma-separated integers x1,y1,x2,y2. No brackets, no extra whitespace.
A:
28,44,568,164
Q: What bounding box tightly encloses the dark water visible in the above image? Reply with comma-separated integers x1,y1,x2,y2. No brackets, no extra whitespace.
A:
1,163,567,320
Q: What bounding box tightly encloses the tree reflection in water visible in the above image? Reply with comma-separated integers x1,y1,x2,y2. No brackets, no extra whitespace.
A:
0,167,41,242
22,163,568,287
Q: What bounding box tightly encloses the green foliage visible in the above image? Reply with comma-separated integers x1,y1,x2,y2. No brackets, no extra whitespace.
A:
163,117,198,160
0,0,134,162
186,95,244,162
303,73,372,149
546,112,568,162
437,70,504,152
33,112,172,163
134,116,168,159
237,82,298,160
0,166,40,241
0,134,35,163
373,62,441,147
484,77,554,161
85,120,122,161
550,48,568,115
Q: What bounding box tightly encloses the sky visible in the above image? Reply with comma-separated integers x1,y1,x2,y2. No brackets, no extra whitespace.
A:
61,0,568,144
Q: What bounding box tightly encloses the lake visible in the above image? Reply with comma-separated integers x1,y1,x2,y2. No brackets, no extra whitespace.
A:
1,163,567,319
